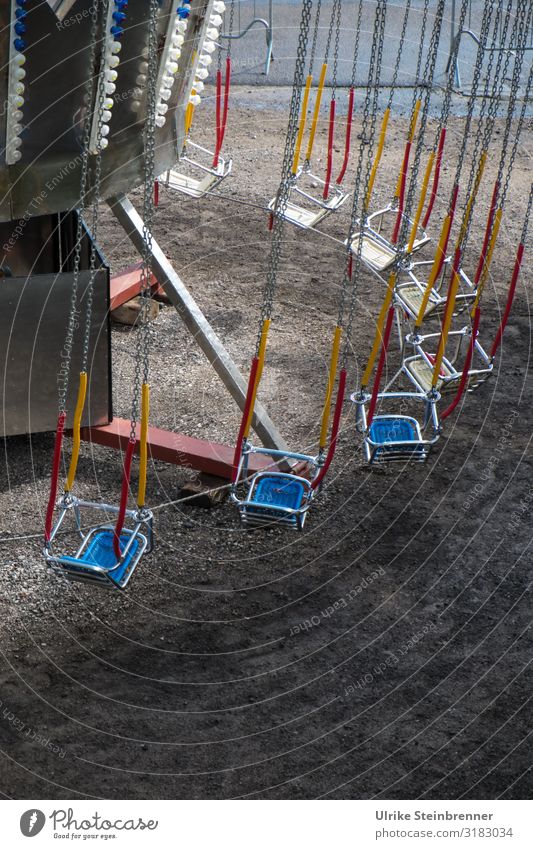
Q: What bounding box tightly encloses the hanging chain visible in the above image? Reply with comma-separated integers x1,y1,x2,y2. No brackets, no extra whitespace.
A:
129,0,159,440
387,0,411,110
435,0,469,140
449,1,495,211
340,0,387,369
395,0,446,261
324,0,339,66
308,0,322,79
331,0,341,100
349,0,363,90
498,0,532,209
226,0,235,59
256,0,313,356
521,183,533,243
413,0,430,89
57,6,101,417
81,0,113,374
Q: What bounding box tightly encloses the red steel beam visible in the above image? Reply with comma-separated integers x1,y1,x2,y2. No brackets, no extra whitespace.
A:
80,418,271,479
110,262,168,310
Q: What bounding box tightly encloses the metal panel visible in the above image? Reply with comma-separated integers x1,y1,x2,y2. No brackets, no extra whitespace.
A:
0,0,215,221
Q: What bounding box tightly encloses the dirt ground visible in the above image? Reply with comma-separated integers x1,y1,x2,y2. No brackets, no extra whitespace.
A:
0,91,531,800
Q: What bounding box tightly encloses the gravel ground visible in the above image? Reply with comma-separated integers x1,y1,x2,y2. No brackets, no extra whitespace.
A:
0,90,531,799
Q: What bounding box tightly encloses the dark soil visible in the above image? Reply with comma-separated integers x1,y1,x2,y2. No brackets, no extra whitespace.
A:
0,95,531,800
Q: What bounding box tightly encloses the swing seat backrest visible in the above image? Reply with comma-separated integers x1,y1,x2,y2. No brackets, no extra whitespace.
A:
48,528,146,589
239,472,312,529
366,415,430,464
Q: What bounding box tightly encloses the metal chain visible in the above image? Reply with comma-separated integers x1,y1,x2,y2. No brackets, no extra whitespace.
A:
340,0,387,369
520,183,533,243
308,0,322,79
433,0,469,143
56,5,100,417
498,0,532,208
331,0,341,100
129,0,159,439
82,0,113,374
349,0,363,90
324,0,339,66
449,0,495,211
226,0,235,59
387,0,411,111
459,0,518,254
256,0,313,356
413,0,430,89
395,0,446,260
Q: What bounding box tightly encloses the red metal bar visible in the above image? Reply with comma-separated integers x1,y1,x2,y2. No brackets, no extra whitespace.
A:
311,368,346,490
392,139,412,244
213,57,231,169
422,126,446,230
490,242,524,358
323,98,336,200
110,263,159,310
113,436,136,560
44,412,66,542
474,179,500,286
232,357,259,483
336,88,354,185
213,68,223,168
81,417,270,480
154,179,159,208
441,306,481,421
367,306,395,426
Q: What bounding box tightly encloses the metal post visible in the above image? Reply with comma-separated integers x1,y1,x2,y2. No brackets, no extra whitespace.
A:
108,193,288,453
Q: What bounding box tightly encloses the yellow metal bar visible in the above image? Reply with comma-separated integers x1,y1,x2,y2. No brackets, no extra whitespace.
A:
65,372,88,493
407,151,435,253
457,150,487,248
395,99,421,198
365,107,390,209
244,319,271,438
414,213,451,329
293,74,312,175
319,325,342,449
185,101,194,137
362,272,397,388
137,382,150,509
471,208,502,315
431,268,460,387
305,63,327,163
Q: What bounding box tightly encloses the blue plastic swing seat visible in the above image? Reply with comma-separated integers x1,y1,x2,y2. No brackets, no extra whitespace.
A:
51,529,142,589
368,415,427,463
243,473,309,528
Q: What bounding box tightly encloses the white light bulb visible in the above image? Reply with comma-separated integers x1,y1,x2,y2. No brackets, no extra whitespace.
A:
166,61,179,74
104,82,116,94
175,20,187,32
104,97,114,110
202,41,216,54
131,99,142,111
199,53,212,67
157,101,168,114
106,69,118,82
206,27,219,40
108,54,120,69
12,136,22,148
160,87,172,101
15,67,26,81
169,48,181,61
210,14,223,26
155,115,166,128
99,137,109,149
10,150,22,162
213,1,226,12
189,93,201,106
14,53,26,67
193,80,204,93
162,75,174,89
102,109,112,122
195,67,208,80
173,33,185,46
139,61,149,73
100,123,110,136
11,94,24,108
136,74,147,86
12,109,23,121
15,81,25,95
110,40,122,54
